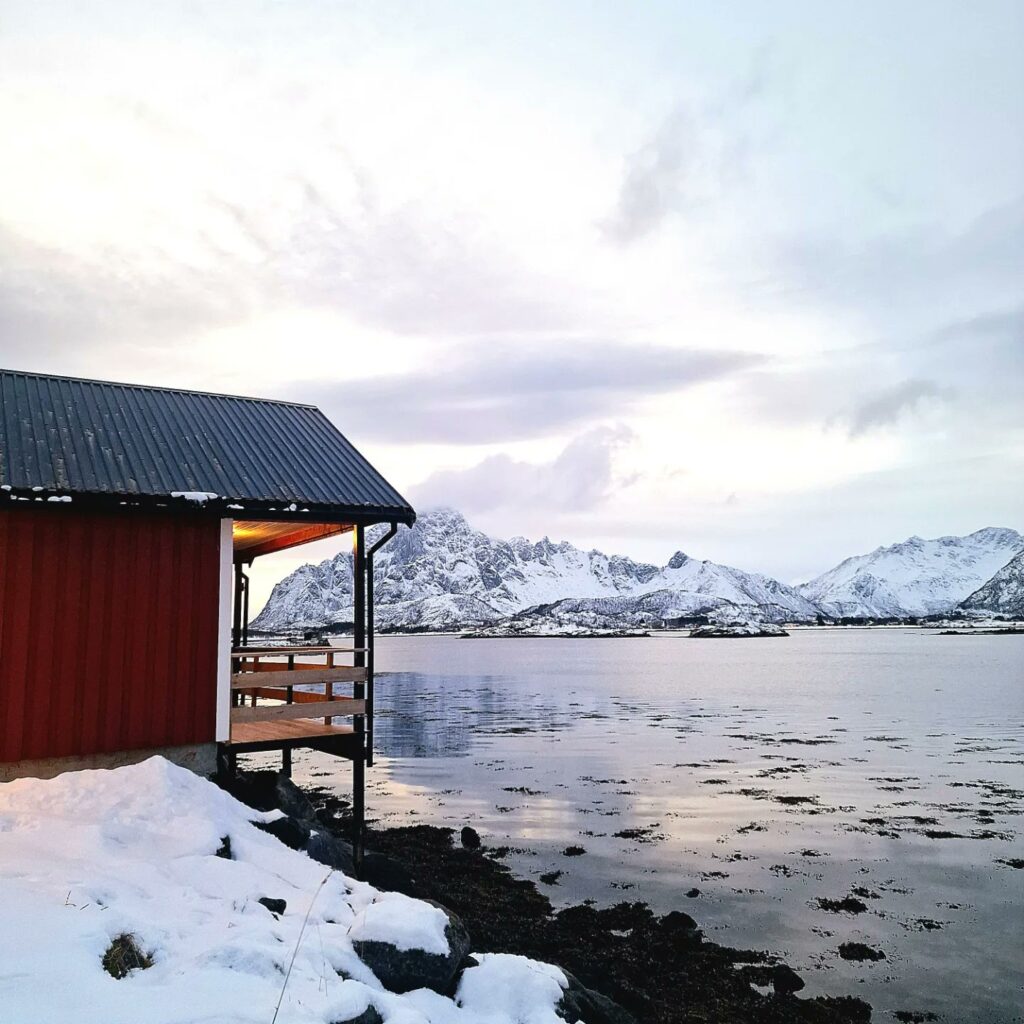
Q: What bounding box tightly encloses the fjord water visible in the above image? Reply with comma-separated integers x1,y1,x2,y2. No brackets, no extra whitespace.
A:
302,629,1023,1021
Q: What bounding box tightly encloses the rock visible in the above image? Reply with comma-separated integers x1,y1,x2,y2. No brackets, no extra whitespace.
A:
556,969,638,1024
660,909,701,946
258,897,287,917
331,1008,383,1024
685,887,700,898
562,845,586,857
771,963,805,995
460,826,481,850
215,835,233,859
838,941,886,962
352,900,470,995
272,774,321,826
306,831,355,874
816,895,868,914
361,851,419,897
255,814,310,850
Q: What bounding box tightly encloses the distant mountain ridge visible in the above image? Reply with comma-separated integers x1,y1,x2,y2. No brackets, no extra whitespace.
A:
960,549,1024,617
797,527,1024,619
251,507,819,631
251,509,1024,632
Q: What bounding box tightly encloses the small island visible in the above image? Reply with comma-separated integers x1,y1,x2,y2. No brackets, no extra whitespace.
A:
689,622,790,638
462,622,649,639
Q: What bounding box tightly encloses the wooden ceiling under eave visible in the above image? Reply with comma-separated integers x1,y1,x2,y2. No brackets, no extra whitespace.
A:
231,520,352,562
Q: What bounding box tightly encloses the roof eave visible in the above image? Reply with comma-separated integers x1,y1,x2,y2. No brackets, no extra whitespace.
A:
0,488,416,527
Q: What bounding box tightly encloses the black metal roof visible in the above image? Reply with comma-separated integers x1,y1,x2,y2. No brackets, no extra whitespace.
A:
0,369,415,525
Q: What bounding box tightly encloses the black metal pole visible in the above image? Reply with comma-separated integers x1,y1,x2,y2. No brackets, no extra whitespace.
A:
241,566,250,648
365,522,398,768
232,562,244,649
352,525,366,873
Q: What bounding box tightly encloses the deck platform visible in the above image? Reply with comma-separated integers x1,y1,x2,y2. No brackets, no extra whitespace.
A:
225,717,359,756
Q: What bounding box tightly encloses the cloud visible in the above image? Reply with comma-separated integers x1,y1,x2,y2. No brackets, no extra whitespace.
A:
601,52,774,246
410,425,636,513
298,340,763,444
0,224,246,359
0,165,584,368
846,378,954,437
769,199,1024,336
602,107,699,245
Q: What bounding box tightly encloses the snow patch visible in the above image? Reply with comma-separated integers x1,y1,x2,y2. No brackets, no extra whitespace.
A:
0,757,570,1023
170,491,220,503
349,891,451,955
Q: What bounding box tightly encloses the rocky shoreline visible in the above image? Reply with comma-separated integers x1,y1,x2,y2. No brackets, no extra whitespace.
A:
225,770,873,1024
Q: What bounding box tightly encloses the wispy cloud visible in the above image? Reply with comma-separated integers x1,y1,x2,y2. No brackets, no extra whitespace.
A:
411,425,636,513
601,106,699,245
298,341,764,444
846,378,954,437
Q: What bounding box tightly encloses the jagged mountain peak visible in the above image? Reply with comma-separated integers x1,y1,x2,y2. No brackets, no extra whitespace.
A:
252,507,817,631
799,527,1024,619
251,510,1023,632
960,549,1024,616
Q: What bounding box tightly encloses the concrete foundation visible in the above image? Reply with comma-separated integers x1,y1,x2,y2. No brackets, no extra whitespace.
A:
0,742,218,783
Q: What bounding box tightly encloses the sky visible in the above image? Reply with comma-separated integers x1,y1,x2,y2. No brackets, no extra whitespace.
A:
2,0,1022,611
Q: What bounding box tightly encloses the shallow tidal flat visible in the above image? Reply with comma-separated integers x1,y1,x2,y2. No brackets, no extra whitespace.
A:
286,629,1023,1023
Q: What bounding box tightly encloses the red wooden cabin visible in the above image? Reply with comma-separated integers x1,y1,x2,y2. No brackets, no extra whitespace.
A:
0,369,414,859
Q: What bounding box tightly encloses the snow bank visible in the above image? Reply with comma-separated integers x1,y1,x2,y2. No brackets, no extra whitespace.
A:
350,893,451,955
0,757,572,1024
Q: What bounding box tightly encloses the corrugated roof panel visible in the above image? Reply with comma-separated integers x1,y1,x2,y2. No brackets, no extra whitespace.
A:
0,370,415,523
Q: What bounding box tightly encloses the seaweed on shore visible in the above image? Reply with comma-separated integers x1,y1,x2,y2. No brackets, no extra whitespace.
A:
354,820,871,1024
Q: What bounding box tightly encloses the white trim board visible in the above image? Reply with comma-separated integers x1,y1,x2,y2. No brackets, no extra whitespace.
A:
215,518,233,742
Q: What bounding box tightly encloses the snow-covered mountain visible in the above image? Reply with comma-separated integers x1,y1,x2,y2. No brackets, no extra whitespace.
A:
960,549,1024,617
251,507,819,632
798,527,1024,619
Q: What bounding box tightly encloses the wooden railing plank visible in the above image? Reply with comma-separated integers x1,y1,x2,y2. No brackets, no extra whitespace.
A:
232,645,368,657
244,686,337,704
231,699,366,723
231,667,367,689
237,660,339,673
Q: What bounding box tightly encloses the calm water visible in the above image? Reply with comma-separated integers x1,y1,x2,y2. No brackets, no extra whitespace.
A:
281,629,1023,1023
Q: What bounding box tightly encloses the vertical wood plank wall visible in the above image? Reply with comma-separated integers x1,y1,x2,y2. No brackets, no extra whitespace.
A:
0,507,221,763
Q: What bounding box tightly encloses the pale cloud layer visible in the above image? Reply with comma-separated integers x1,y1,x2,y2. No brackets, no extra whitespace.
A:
0,0,1021,608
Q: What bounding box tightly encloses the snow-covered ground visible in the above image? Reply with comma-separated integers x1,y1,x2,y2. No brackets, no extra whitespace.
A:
0,757,577,1024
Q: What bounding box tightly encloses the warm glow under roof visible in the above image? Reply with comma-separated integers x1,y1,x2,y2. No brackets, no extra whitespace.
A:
231,520,351,562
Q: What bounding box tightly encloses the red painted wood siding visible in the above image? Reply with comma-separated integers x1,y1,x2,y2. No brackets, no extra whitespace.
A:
0,507,222,763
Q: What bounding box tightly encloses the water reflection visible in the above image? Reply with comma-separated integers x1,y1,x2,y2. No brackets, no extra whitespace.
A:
374,671,575,757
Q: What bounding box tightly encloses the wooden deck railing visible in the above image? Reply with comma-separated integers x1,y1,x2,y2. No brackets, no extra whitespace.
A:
230,645,369,731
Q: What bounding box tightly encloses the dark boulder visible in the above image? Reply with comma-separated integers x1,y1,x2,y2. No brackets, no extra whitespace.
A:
460,826,481,850
556,969,638,1024
306,831,355,874
352,901,470,994
258,897,287,917
660,909,702,946
361,851,420,897
272,774,321,826
255,814,310,850
772,963,805,995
